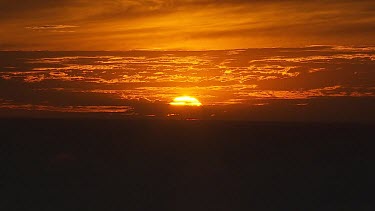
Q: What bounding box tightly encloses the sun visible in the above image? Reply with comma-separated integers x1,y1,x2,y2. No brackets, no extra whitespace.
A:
169,96,202,106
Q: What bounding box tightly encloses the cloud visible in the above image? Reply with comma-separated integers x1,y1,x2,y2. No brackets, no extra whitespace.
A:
25,25,78,30
1,0,375,50
0,104,133,113
25,25,79,32
24,75,45,83
0,45,374,121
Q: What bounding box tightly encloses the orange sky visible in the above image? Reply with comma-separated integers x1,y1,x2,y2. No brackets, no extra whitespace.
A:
1,0,375,50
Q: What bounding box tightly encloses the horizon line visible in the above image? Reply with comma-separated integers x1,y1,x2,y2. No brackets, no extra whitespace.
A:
1,45,375,52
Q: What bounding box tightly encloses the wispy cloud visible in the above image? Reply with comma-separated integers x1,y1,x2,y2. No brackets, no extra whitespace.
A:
0,104,133,113
25,25,79,32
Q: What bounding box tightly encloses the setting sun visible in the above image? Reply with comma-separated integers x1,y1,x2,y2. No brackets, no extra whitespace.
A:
169,96,202,106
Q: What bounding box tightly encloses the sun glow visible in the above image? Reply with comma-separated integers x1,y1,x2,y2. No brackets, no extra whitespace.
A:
169,96,202,106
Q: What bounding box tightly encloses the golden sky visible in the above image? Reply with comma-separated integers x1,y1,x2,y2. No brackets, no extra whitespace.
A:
1,0,375,50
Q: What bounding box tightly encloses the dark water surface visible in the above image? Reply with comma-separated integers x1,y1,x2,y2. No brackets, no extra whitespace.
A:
1,119,374,210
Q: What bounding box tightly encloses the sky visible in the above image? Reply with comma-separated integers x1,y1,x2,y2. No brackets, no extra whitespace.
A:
1,0,375,50
0,1,374,121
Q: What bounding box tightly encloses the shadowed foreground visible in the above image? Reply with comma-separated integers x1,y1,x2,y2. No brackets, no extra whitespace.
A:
1,119,374,210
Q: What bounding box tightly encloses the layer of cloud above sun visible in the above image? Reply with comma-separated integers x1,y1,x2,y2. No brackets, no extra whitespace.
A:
0,46,374,121
1,0,375,50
